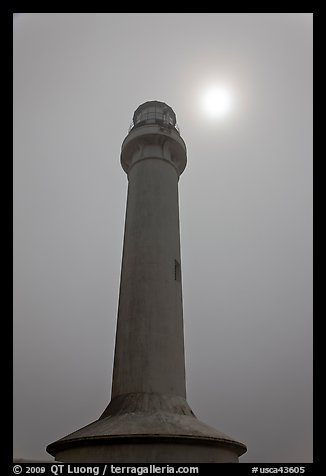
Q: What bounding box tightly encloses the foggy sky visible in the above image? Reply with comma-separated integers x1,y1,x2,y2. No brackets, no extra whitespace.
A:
13,13,313,462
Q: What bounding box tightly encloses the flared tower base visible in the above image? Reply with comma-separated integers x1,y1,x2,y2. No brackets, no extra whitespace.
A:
47,393,246,463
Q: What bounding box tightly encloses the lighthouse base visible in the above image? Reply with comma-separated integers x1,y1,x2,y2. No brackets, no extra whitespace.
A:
53,439,241,463
47,393,246,463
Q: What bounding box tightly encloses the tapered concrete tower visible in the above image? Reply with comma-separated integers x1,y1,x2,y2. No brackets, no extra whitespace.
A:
47,101,247,463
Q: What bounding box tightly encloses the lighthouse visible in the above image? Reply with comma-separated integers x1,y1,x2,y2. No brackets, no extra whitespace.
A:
46,101,247,463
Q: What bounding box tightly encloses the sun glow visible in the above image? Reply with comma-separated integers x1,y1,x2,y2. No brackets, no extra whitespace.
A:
201,86,234,119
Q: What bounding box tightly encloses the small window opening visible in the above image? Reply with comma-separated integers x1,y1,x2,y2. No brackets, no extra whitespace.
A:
174,259,181,282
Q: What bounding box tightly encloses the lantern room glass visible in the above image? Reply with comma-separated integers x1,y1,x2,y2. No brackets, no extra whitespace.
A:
129,101,179,133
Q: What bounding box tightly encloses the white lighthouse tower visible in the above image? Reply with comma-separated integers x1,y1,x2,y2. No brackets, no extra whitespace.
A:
47,101,247,463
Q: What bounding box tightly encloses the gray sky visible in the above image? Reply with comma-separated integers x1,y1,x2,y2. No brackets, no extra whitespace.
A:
13,13,313,463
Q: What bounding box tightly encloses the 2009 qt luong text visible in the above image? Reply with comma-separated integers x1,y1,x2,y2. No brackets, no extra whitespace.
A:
51,466,100,476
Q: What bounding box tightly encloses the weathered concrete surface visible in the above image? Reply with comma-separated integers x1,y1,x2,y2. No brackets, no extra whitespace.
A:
47,393,246,463
55,443,240,463
120,123,187,176
112,157,186,398
47,102,247,463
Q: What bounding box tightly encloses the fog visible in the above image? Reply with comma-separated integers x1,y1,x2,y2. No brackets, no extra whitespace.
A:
13,13,313,462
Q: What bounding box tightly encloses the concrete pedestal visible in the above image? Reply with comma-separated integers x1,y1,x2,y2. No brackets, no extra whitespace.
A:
47,393,246,462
